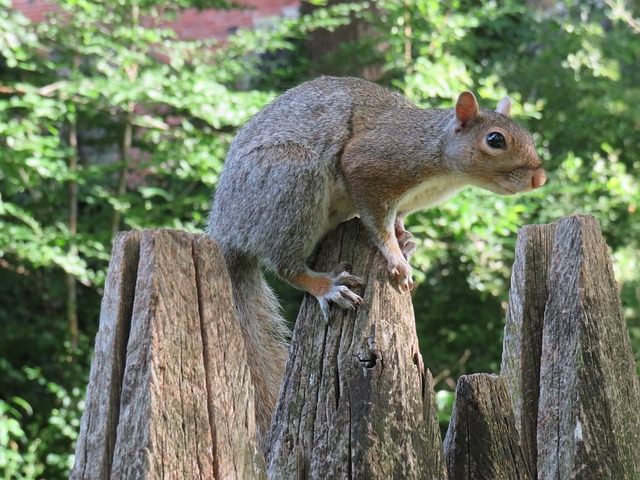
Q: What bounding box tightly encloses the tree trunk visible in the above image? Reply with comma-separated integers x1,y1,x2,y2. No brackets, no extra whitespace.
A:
301,0,383,81
67,111,80,349
265,219,447,479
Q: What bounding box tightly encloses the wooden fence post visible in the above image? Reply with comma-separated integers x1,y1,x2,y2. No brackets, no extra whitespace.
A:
73,214,640,479
71,230,266,480
443,373,532,479
265,219,447,479
537,215,640,478
499,214,640,479
500,223,556,475
71,231,141,479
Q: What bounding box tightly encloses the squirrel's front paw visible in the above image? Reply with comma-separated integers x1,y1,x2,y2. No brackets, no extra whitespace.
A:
399,240,417,260
395,223,417,261
389,260,414,292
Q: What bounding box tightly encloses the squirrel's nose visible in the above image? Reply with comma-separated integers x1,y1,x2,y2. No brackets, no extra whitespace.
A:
531,169,547,189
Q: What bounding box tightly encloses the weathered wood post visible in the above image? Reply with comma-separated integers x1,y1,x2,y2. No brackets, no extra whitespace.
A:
72,214,640,479
501,222,556,473
447,214,640,479
502,215,640,479
443,373,533,479
71,230,266,480
536,215,640,478
72,222,446,479
265,219,447,479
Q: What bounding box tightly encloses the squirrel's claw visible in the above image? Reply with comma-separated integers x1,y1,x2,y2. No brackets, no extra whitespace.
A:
389,261,414,292
316,265,365,322
396,229,413,244
334,270,366,288
393,272,414,292
332,285,364,309
317,285,363,323
394,221,417,260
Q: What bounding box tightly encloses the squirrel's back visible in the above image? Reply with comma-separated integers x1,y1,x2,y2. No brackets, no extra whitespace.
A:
226,76,415,167
209,77,416,268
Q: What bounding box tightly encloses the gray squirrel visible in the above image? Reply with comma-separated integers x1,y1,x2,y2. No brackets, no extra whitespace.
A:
207,76,546,445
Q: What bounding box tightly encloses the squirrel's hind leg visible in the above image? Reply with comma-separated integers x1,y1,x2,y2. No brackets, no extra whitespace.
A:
281,263,364,321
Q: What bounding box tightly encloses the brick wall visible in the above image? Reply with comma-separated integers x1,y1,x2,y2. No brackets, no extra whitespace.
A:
11,0,57,22
11,0,300,41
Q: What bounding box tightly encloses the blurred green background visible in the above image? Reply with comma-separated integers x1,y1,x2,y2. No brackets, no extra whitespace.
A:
1,0,638,477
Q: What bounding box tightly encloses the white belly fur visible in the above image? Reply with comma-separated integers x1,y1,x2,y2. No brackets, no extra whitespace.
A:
325,175,357,229
396,176,467,215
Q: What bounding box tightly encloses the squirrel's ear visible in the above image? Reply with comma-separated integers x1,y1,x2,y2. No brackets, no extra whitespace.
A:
455,91,479,128
496,96,511,117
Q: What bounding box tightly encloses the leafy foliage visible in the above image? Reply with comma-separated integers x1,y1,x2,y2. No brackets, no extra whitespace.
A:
0,0,273,476
0,0,638,476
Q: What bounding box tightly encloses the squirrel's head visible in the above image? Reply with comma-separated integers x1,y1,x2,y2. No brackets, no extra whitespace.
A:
444,91,546,195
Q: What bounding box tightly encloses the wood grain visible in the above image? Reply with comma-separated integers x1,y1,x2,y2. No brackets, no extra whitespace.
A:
537,215,640,479
500,222,555,476
71,231,141,480
72,230,266,480
443,373,532,480
265,219,447,479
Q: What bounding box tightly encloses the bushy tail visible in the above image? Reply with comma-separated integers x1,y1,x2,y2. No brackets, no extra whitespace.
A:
224,252,289,445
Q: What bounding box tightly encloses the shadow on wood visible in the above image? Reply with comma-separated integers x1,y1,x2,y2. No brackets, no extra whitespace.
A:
443,373,532,479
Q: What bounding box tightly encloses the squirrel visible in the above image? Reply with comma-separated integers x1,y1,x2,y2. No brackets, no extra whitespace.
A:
206,76,546,445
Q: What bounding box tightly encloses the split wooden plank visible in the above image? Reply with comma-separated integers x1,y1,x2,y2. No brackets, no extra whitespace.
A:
192,235,267,480
443,373,532,480
71,231,141,480
500,222,556,475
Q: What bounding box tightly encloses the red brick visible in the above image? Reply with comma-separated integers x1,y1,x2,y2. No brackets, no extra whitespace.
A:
11,0,300,41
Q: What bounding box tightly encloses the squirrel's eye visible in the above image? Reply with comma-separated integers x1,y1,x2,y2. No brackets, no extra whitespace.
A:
486,132,506,150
